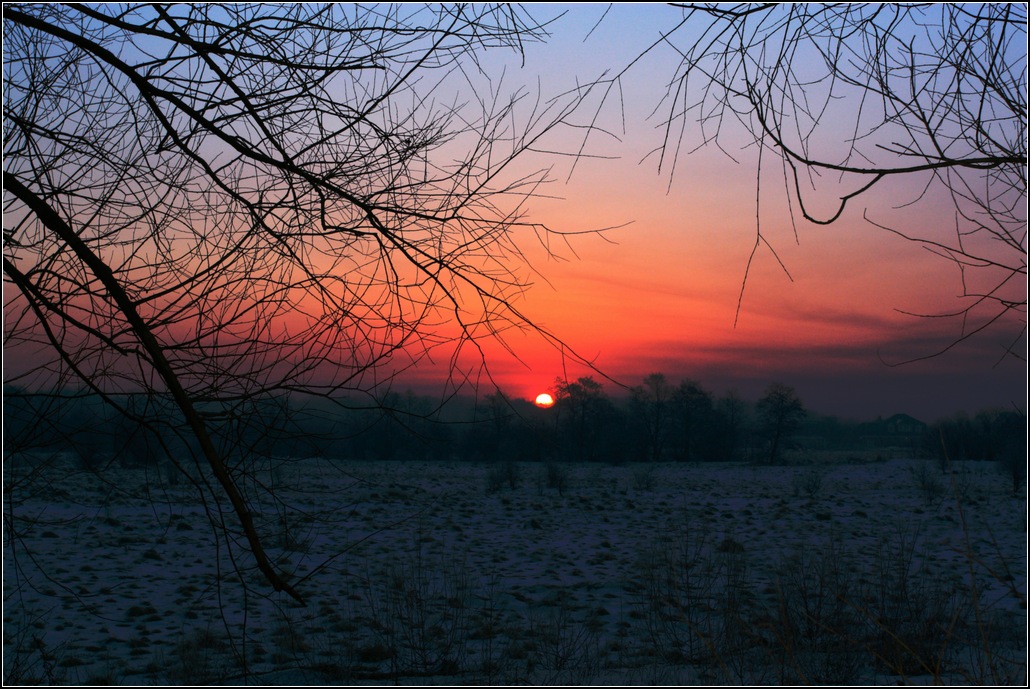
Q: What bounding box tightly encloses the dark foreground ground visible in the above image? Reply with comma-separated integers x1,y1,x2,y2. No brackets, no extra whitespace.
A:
4,454,1026,684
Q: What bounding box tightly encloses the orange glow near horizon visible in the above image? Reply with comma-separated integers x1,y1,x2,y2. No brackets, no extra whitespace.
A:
4,4,1022,423
534,393,555,408
395,150,1025,419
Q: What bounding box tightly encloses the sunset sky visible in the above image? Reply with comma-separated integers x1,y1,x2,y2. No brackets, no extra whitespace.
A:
4,4,1024,425
411,4,1026,421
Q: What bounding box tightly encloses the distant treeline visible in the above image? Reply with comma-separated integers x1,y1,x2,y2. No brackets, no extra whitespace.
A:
3,375,1025,471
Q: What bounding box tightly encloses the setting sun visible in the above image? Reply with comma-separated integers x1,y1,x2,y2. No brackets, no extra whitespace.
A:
534,393,555,408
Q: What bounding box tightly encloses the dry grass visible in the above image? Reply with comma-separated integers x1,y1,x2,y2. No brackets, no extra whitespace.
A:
4,456,1025,685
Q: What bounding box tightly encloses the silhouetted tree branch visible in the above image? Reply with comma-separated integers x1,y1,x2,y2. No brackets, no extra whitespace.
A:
3,3,599,603
601,4,1027,355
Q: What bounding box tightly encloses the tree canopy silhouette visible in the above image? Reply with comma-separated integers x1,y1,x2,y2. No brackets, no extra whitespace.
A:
756,382,805,464
597,4,1026,355
3,3,598,603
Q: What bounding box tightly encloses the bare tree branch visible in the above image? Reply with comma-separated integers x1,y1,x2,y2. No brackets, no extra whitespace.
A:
606,3,1026,351
3,3,602,602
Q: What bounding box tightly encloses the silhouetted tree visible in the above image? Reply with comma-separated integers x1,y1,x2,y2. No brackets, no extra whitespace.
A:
4,4,600,603
969,409,1022,464
554,376,616,462
929,409,1027,486
712,391,749,462
928,413,974,470
992,411,1028,495
964,408,1027,493
756,382,806,464
463,389,518,463
629,373,675,462
671,378,713,462
598,4,1025,355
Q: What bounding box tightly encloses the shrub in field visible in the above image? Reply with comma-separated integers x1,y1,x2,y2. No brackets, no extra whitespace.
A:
791,468,825,499
486,459,519,494
361,542,471,679
165,626,232,684
637,517,720,666
636,510,1025,685
769,538,864,684
632,464,657,491
545,462,569,496
527,596,603,685
860,527,968,677
910,460,945,505
3,628,65,685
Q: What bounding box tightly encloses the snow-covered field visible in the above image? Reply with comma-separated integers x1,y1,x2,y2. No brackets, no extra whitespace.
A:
4,454,1026,685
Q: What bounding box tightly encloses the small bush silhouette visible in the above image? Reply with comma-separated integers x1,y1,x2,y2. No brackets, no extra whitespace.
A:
791,468,825,498
486,459,519,493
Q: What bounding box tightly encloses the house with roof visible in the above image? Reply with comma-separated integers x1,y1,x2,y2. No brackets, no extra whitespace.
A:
858,413,928,453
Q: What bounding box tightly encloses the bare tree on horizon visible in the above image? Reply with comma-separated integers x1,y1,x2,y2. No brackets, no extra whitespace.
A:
756,382,806,464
